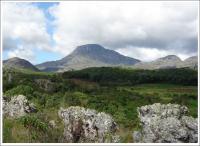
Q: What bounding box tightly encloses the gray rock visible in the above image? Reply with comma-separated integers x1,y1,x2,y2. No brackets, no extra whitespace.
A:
3,95,37,118
49,120,57,128
133,131,142,142
58,106,120,143
133,103,198,143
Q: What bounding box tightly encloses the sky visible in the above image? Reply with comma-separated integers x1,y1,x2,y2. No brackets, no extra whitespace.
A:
2,1,198,64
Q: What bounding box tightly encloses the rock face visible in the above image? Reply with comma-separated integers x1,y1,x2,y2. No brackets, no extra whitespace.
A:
133,103,198,143
3,95,37,118
58,106,120,143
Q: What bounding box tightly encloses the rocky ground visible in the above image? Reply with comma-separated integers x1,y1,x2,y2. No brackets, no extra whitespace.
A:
3,95,198,143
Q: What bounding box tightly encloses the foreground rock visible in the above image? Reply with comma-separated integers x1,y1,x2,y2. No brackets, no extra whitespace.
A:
3,95,37,118
58,106,120,143
133,103,198,143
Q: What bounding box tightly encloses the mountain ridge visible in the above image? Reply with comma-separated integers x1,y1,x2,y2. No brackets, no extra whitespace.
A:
3,44,198,72
36,44,140,72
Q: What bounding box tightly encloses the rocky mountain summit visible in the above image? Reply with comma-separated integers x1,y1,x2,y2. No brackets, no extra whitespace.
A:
3,57,39,71
58,106,120,143
36,44,140,72
133,103,198,143
3,95,37,118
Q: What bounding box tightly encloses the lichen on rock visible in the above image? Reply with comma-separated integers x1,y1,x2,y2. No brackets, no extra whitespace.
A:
133,103,198,143
58,106,120,143
3,95,37,118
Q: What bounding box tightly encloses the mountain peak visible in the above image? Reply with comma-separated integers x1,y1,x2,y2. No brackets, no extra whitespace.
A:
72,44,106,54
77,44,103,49
9,57,22,60
184,56,197,61
158,55,181,61
3,57,39,71
37,44,140,72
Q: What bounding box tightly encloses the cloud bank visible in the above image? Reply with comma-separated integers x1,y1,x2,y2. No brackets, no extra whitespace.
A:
2,2,52,62
2,1,198,62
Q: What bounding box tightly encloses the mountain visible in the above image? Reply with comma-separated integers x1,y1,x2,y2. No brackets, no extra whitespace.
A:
178,56,198,70
36,44,140,72
3,57,39,71
133,55,182,69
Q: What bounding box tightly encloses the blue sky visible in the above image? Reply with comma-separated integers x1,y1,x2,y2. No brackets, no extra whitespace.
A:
2,1,198,64
33,2,58,35
3,2,61,64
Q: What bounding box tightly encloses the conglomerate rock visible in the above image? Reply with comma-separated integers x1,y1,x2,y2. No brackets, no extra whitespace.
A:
58,106,120,143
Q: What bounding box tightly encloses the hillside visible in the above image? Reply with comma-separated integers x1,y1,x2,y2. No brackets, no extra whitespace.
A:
3,67,198,143
178,56,198,69
3,57,39,71
133,55,198,70
36,44,140,72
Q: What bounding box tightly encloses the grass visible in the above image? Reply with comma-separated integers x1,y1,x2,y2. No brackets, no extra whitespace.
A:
3,67,198,143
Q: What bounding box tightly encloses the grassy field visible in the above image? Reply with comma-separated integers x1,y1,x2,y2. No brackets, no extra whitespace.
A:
3,67,198,143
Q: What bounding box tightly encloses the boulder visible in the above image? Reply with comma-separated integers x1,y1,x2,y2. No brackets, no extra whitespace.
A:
3,95,37,118
58,106,120,143
133,103,198,143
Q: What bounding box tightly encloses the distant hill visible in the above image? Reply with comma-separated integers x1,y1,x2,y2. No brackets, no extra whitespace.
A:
3,45,197,72
133,55,198,70
178,56,198,70
3,57,39,71
36,44,140,72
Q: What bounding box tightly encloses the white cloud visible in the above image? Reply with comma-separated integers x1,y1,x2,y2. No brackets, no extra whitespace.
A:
2,2,52,61
7,46,36,63
49,1,198,59
116,47,197,62
2,1,198,62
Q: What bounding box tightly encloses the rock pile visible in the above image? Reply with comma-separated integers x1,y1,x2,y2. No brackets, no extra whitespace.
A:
133,103,198,143
58,106,120,143
3,95,37,118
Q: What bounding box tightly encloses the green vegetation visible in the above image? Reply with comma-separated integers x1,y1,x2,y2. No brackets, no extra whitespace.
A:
63,67,197,86
3,67,198,143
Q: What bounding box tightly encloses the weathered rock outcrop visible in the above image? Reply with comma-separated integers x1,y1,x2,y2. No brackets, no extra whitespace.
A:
58,106,120,143
3,95,37,118
133,103,198,143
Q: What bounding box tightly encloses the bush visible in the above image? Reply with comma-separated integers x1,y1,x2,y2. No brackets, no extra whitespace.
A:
5,85,34,100
19,115,48,142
